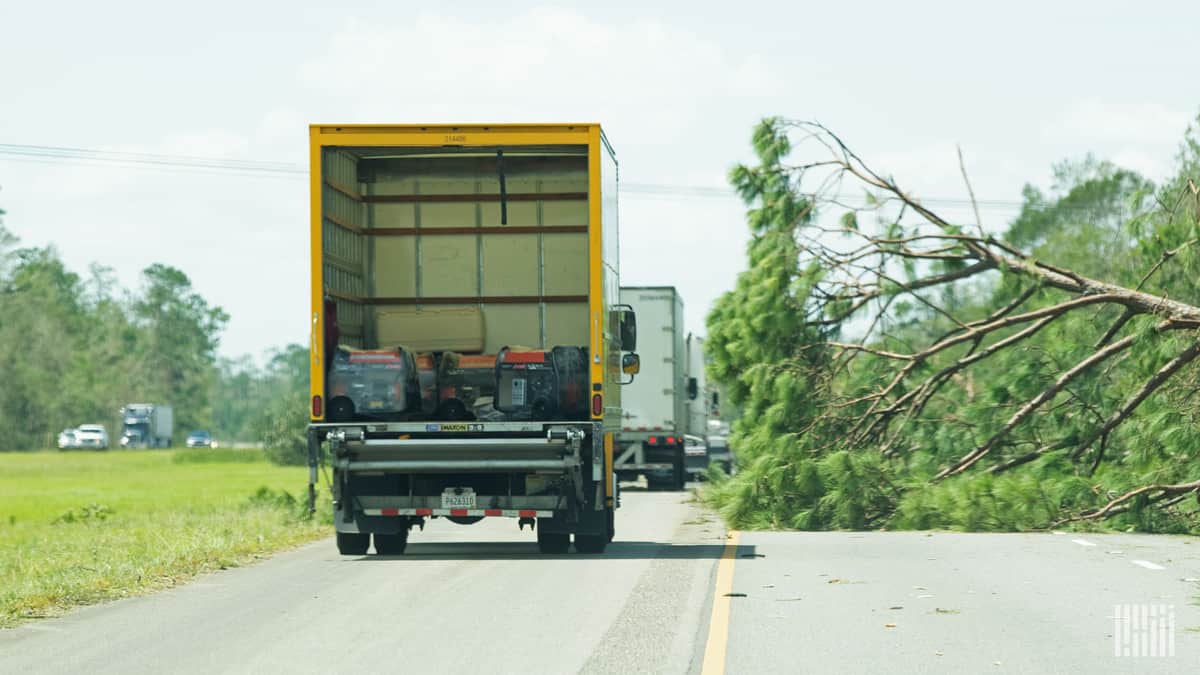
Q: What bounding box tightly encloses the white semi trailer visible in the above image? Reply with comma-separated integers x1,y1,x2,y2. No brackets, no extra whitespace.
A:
683,333,710,476
615,286,709,489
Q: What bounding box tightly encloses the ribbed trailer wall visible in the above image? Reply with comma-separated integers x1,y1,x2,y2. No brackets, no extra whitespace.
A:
321,149,367,347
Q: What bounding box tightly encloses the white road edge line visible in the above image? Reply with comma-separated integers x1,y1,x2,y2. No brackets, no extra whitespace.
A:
1132,560,1165,570
1071,539,1097,547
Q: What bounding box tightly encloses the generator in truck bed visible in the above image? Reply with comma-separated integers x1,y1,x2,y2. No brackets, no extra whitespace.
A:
306,123,639,555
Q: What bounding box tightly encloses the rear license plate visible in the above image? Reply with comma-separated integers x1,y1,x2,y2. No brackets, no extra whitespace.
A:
441,489,476,509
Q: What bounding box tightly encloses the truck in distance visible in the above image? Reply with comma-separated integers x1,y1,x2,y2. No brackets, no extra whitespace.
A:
119,404,173,448
615,286,709,490
306,123,639,556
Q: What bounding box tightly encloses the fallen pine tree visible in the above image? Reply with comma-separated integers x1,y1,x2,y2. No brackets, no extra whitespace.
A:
705,117,1200,532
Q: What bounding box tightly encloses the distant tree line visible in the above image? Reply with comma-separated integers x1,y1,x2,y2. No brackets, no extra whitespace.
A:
0,211,306,451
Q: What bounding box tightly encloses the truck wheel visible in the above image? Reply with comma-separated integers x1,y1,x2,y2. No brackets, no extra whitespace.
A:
336,531,370,555
673,451,687,490
373,532,408,555
574,533,607,554
536,531,570,554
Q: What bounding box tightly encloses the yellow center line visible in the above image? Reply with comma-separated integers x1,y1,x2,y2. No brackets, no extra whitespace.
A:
701,530,741,675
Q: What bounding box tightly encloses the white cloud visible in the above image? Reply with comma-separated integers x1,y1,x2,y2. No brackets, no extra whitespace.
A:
297,8,778,139
158,130,250,158
1041,101,1193,181
1054,101,1191,145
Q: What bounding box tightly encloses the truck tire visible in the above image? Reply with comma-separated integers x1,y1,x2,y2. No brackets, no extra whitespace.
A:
336,531,370,555
574,532,607,554
673,449,686,490
373,532,408,555
536,531,570,554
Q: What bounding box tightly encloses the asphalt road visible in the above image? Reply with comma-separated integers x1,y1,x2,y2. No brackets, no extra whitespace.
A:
3,489,1200,674
723,531,1200,674
0,486,725,675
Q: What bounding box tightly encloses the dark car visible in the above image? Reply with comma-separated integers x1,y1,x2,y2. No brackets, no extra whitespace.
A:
185,430,217,449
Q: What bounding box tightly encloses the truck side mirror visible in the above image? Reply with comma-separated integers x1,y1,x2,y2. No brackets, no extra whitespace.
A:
686,377,698,400
622,352,641,376
618,309,637,351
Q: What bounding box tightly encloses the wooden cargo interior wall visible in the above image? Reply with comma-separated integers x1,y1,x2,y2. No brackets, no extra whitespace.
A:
321,146,590,354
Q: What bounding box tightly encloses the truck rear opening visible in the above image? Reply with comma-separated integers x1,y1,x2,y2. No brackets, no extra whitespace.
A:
306,124,630,556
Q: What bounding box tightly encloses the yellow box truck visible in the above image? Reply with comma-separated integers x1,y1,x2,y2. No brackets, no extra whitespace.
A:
305,124,638,555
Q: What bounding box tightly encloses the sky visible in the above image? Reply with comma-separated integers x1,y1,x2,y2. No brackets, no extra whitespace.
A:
1,0,1197,362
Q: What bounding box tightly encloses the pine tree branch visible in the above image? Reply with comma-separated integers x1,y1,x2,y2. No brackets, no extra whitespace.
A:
957,145,986,238
1095,308,1136,349
1069,338,1200,461
1054,479,1200,525
935,333,1139,479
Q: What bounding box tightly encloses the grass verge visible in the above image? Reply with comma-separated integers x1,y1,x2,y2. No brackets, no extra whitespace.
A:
0,449,330,628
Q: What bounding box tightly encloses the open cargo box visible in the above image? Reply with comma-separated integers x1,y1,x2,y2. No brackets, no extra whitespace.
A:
318,141,599,423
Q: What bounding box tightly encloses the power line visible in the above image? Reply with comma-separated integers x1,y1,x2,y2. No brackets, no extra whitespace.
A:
0,142,1030,211
0,143,303,175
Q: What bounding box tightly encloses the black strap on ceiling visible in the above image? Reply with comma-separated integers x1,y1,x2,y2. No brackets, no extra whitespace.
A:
496,149,508,225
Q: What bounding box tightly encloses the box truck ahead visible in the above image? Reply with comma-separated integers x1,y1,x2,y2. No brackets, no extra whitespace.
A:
306,124,638,555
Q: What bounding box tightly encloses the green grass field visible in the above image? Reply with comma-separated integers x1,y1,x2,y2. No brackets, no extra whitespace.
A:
0,449,330,628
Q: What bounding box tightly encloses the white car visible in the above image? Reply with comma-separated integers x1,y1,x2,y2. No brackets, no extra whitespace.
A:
74,424,109,450
57,428,81,450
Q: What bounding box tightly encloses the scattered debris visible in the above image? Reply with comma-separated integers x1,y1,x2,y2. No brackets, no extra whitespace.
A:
917,594,934,599
776,597,803,602
933,608,960,615
762,584,776,589
889,606,904,610
740,553,765,559
828,578,849,584
884,623,897,628
724,592,747,598
934,651,944,656
913,586,927,590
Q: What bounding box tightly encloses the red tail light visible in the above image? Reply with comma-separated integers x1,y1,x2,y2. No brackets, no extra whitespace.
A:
667,436,675,445
592,394,603,416
312,395,323,418
648,436,658,445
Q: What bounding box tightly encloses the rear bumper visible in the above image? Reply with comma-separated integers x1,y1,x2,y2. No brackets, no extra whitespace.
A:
363,507,553,518
317,421,607,535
